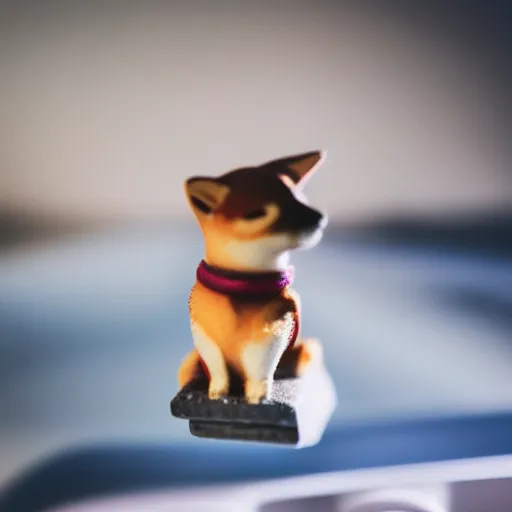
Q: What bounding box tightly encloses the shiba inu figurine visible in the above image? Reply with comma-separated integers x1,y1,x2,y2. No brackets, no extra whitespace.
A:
177,151,328,405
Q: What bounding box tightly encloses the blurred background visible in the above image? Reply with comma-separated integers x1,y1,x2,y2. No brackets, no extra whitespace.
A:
0,0,511,497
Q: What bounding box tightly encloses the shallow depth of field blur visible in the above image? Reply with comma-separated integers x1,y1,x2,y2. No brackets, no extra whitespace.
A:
0,0,511,489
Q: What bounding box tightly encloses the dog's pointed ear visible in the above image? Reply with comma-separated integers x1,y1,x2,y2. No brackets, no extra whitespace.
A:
184,177,230,215
264,150,326,187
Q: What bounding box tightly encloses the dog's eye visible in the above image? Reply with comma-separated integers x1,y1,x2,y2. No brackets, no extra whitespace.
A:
243,208,266,220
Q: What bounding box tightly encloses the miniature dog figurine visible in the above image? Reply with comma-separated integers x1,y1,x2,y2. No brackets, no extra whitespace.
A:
177,151,328,404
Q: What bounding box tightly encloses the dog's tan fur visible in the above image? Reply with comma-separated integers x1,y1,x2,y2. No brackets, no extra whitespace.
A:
178,151,327,403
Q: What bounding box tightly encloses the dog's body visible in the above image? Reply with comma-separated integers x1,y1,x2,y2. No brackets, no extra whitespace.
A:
178,151,327,404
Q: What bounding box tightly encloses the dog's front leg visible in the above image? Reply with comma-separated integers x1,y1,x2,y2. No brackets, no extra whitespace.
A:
241,314,293,404
191,323,229,399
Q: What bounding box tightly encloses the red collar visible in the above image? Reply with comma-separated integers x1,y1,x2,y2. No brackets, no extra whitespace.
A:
196,260,294,296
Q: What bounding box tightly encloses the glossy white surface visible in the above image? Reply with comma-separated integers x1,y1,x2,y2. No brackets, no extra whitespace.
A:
49,455,512,512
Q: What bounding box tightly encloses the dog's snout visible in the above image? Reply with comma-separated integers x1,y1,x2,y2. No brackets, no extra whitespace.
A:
270,199,328,235
298,204,327,231
318,211,328,229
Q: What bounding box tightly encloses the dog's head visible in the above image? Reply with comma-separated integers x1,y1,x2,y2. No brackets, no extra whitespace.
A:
185,151,327,270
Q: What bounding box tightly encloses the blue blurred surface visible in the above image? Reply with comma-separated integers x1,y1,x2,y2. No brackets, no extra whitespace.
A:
1,221,512,492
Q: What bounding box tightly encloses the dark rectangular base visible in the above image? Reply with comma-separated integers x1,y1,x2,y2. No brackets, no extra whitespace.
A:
171,366,336,448
190,420,299,445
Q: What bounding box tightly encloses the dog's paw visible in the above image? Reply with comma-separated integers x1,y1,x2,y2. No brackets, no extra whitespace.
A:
208,378,229,400
245,379,268,404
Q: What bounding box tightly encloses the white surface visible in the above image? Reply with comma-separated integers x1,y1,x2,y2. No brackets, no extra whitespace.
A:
48,455,512,512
